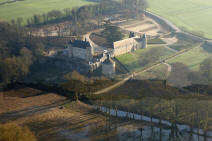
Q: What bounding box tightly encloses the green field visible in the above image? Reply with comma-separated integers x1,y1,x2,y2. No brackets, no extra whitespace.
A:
148,0,212,39
136,64,168,80
168,46,212,71
0,0,94,23
0,0,10,2
116,46,174,72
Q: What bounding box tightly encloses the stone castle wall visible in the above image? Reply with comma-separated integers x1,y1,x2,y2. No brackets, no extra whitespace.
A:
66,34,147,74
112,35,147,57
102,63,116,75
89,53,107,72
113,43,141,56
69,45,93,61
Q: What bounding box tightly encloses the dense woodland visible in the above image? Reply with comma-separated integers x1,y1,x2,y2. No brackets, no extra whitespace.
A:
0,23,45,84
23,0,148,26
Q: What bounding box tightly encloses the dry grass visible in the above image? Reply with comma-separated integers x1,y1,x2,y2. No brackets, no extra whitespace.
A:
0,89,122,141
0,123,37,141
0,88,66,114
0,87,150,141
1,87,42,98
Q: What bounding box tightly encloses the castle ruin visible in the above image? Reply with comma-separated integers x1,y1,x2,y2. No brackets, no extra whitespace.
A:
64,33,147,76
68,39,94,62
102,54,116,76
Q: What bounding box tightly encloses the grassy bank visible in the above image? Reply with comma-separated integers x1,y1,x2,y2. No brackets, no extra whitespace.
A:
168,45,212,71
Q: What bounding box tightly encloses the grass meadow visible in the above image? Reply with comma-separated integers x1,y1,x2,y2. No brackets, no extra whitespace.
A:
0,0,94,23
168,45,212,71
116,46,174,72
136,64,168,80
0,0,10,2
147,0,212,39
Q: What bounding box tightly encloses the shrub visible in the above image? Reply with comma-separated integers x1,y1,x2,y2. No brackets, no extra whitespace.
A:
0,123,37,141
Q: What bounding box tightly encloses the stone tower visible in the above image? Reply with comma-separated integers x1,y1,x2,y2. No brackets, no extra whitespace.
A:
129,32,135,38
68,39,94,62
102,54,116,76
85,38,94,61
142,33,147,49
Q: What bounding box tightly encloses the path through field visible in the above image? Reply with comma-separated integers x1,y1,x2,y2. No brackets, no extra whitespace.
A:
163,45,178,53
163,62,172,78
94,44,202,95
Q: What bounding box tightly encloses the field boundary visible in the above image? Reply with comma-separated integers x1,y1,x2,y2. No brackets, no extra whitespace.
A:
144,10,210,42
94,43,202,95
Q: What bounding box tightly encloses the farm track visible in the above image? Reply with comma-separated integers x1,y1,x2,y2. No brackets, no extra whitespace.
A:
0,99,71,124
163,62,172,78
0,0,23,6
151,44,179,53
164,45,178,53
94,44,202,95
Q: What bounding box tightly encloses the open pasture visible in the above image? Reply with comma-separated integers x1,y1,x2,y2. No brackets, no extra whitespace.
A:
0,0,94,23
135,63,168,80
0,0,10,2
116,46,174,72
168,44,212,71
148,0,212,39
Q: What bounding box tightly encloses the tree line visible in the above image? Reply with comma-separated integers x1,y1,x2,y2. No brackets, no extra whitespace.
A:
0,22,45,85
10,0,148,27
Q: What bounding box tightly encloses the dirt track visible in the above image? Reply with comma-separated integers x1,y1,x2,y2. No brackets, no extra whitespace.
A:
94,43,202,95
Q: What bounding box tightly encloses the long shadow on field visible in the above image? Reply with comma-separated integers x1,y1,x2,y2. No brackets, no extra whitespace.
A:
202,42,212,53
26,112,105,141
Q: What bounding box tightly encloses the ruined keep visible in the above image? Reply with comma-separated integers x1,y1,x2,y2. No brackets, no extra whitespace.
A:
68,39,94,62
112,33,147,56
102,55,116,76
142,33,147,49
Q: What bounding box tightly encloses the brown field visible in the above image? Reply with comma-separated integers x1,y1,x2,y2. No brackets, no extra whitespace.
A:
0,87,147,141
119,17,167,37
